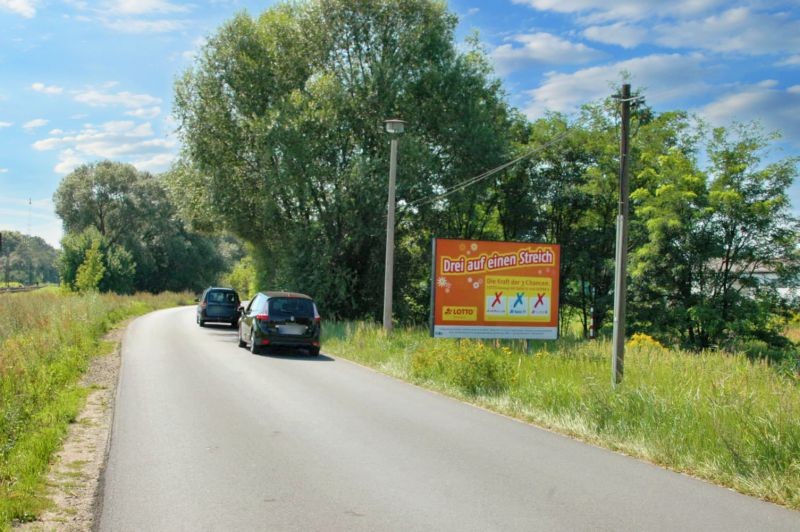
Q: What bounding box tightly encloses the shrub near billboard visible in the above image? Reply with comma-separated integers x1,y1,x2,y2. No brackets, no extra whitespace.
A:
431,238,560,339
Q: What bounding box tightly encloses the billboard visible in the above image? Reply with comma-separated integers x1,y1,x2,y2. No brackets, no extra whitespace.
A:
431,238,560,339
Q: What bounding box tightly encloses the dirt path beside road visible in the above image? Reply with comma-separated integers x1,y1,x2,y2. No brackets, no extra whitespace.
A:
18,325,125,531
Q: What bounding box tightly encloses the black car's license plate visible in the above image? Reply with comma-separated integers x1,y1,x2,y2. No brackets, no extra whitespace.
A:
278,324,306,335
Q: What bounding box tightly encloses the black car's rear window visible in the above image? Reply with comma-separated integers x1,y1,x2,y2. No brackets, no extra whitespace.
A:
207,290,239,304
268,297,315,318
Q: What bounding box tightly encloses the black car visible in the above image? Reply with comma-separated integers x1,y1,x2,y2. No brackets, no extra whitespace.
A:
196,287,241,328
238,291,321,356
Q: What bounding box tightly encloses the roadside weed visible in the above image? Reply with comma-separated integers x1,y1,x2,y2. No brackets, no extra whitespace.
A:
0,290,192,528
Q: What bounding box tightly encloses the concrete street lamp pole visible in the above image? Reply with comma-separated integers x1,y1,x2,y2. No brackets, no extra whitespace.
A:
383,119,405,332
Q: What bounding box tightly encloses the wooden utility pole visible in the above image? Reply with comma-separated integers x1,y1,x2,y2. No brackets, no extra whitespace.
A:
612,84,631,386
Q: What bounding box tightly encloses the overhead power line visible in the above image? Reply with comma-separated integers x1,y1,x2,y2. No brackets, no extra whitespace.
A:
405,121,583,210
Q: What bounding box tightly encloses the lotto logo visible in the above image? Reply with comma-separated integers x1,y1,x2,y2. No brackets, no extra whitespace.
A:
443,306,477,321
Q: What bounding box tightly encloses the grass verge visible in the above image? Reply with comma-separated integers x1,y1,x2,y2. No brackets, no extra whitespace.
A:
322,322,800,510
0,289,193,528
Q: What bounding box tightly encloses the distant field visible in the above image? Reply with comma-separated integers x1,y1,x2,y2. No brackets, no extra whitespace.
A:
0,289,193,527
322,323,800,510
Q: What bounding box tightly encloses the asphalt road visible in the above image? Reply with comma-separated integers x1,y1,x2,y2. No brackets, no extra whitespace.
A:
98,306,800,531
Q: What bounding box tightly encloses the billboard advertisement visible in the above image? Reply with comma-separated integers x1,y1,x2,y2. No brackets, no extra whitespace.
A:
431,238,560,339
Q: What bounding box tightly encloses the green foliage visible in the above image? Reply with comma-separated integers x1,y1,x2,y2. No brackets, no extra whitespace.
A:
54,161,226,294
168,0,798,349
60,227,136,294
410,339,514,394
74,238,105,292
498,109,618,335
0,231,59,286
220,254,257,299
0,290,193,526
171,0,515,320
629,121,800,351
324,323,800,509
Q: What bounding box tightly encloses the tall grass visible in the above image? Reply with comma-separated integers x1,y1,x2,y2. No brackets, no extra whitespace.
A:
0,289,193,527
322,322,800,509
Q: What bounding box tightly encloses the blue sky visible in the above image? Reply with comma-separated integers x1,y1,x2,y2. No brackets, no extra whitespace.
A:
1,0,799,248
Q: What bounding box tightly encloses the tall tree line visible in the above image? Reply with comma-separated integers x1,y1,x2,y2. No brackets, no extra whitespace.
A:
0,231,59,285
54,161,230,293
170,0,799,351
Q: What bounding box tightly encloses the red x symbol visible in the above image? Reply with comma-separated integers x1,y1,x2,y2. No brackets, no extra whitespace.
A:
534,293,545,308
491,292,502,307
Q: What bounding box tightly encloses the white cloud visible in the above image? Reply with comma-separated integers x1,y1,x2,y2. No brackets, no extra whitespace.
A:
31,82,63,94
48,128,64,135
0,121,12,128
73,88,160,108
109,0,188,15
134,152,175,171
699,83,800,147
512,0,724,22
522,53,709,117
54,148,85,174
466,7,479,16
64,0,190,33
0,168,8,173
653,8,800,55
104,18,186,33
0,0,36,18
513,1,800,56
32,120,177,174
23,118,48,130
491,33,604,75
583,23,648,49
125,106,161,119
777,55,800,67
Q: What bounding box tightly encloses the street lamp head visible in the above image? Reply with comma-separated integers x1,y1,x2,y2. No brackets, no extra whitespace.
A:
384,118,406,135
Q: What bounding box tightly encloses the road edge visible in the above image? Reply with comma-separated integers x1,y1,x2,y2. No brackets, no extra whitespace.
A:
17,320,129,531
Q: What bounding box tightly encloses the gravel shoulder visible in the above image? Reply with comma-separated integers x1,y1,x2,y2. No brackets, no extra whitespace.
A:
17,324,126,531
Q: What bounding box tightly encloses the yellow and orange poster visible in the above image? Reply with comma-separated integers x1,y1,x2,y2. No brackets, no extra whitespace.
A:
431,238,560,339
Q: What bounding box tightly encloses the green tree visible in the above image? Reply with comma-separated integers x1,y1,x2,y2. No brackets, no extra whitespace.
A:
0,231,60,286
701,123,799,347
494,96,650,336
171,0,515,320
221,254,257,299
75,238,105,292
60,227,136,294
629,121,799,350
54,161,226,293
54,161,138,241
629,144,710,345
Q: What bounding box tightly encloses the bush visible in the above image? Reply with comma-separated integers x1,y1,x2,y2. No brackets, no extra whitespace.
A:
627,332,664,350
411,340,514,395
220,256,257,299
